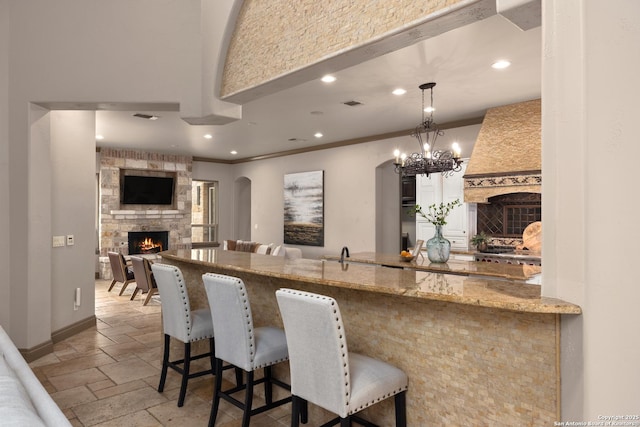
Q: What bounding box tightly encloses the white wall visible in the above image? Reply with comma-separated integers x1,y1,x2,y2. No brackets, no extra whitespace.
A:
208,126,479,259
4,0,204,347
543,0,640,418
0,0,10,329
50,111,96,331
232,140,391,259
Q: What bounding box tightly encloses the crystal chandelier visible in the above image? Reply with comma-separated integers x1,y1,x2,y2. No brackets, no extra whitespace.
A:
393,82,463,177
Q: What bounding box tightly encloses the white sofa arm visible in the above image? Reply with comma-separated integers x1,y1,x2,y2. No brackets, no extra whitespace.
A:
0,326,71,426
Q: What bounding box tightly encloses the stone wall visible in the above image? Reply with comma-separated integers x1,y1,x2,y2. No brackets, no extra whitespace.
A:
221,0,470,98
99,148,192,256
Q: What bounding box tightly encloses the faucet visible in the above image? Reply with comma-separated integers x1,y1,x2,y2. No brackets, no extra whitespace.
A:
339,246,350,263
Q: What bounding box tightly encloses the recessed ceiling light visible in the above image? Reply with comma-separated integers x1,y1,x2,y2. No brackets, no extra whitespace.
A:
204,134,212,139
314,132,323,138
230,150,238,155
492,60,511,69
321,75,336,83
95,134,104,140
424,106,435,113
392,88,406,96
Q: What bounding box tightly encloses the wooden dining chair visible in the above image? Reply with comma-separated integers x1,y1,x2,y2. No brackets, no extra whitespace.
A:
129,256,159,305
107,252,135,295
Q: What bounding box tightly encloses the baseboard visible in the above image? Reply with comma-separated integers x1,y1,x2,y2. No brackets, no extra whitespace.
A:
20,339,54,363
19,315,97,363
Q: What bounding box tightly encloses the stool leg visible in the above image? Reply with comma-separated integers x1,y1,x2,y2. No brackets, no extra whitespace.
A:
242,370,254,427
235,367,244,387
264,366,273,404
301,398,308,424
209,358,223,427
291,395,301,427
340,417,350,427
394,391,407,427
158,334,170,392
209,338,216,375
178,342,191,407
108,279,117,292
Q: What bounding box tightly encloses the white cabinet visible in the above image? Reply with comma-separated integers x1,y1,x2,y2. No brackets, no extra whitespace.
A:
415,162,469,250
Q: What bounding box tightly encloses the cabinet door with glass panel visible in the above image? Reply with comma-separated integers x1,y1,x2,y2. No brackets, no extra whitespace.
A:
415,162,469,250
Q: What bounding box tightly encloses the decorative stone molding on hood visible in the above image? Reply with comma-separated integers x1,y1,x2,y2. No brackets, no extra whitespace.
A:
464,99,541,203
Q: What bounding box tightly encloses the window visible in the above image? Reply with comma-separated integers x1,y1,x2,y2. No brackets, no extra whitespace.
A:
191,180,219,247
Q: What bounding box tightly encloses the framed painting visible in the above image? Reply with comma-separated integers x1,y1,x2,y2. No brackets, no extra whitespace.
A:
284,170,324,246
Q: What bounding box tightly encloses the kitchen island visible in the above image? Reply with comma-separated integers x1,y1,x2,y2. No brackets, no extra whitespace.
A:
322,251,542,282
159,249,580,426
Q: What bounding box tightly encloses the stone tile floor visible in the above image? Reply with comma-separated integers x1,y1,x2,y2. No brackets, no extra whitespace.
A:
29,279,291,426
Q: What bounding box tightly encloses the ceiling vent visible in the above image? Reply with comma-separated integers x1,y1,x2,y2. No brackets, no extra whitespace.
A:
343,100,363,107
133,113,159,120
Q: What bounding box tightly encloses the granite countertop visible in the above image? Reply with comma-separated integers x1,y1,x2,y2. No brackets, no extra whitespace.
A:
322,251,541,281
160,249,580,315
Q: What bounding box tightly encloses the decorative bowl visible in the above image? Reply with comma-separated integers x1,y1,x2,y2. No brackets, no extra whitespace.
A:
399,255,415,262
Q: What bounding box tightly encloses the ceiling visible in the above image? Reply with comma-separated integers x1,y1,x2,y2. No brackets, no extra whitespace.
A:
95,14,541,162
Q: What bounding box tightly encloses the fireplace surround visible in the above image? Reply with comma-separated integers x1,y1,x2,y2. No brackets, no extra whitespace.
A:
99,148,192,257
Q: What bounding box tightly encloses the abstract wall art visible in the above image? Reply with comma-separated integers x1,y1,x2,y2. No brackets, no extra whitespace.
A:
283,170,324,246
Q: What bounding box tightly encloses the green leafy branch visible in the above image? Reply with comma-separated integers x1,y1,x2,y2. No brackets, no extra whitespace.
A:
408,199,461,226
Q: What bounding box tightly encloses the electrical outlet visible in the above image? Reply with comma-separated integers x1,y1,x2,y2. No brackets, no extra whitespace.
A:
52,236,65,247
66,235,74,246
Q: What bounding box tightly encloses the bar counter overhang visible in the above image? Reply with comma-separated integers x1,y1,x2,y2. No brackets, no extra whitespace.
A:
159,249,580,426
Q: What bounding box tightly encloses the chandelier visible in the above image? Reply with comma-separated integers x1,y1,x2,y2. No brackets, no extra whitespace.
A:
393,82,463,177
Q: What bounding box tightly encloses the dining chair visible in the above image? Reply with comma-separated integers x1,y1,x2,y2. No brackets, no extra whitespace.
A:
151,263,216,407
202,273,292,427
276,288,408,427
129,256,159,305
107,251,135,295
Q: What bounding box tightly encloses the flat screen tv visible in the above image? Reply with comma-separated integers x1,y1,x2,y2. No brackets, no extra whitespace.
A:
121,175,174,205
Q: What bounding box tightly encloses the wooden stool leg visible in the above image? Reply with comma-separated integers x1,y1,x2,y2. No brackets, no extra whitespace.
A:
208,358,223,427
158,334,170,392
242,371,254,427
395,391,407,427
178,342,191,407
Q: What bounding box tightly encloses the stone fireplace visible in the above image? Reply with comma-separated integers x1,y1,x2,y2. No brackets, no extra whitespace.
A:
98,148,192,279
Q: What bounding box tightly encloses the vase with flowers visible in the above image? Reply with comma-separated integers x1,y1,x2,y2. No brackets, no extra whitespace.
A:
408,199,461,263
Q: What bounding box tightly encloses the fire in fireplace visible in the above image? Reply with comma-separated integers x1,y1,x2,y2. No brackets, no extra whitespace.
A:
128,231,169,255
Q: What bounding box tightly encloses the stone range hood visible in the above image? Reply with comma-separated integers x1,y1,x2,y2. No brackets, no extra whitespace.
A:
463,99,541,203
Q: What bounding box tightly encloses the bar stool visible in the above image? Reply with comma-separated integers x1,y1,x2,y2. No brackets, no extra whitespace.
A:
276,288,408,427
151,263,216,407
202,273,292,427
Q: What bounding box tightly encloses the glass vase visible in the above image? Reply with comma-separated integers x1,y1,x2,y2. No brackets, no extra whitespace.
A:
426,225,451,263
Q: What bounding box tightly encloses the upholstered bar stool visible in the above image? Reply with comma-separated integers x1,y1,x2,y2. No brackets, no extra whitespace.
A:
276,288,408,427
151,263,216,407
202,273,292,427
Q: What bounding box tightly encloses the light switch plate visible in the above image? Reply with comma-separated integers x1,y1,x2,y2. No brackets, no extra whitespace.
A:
53,236,65,247
66,235,74,246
